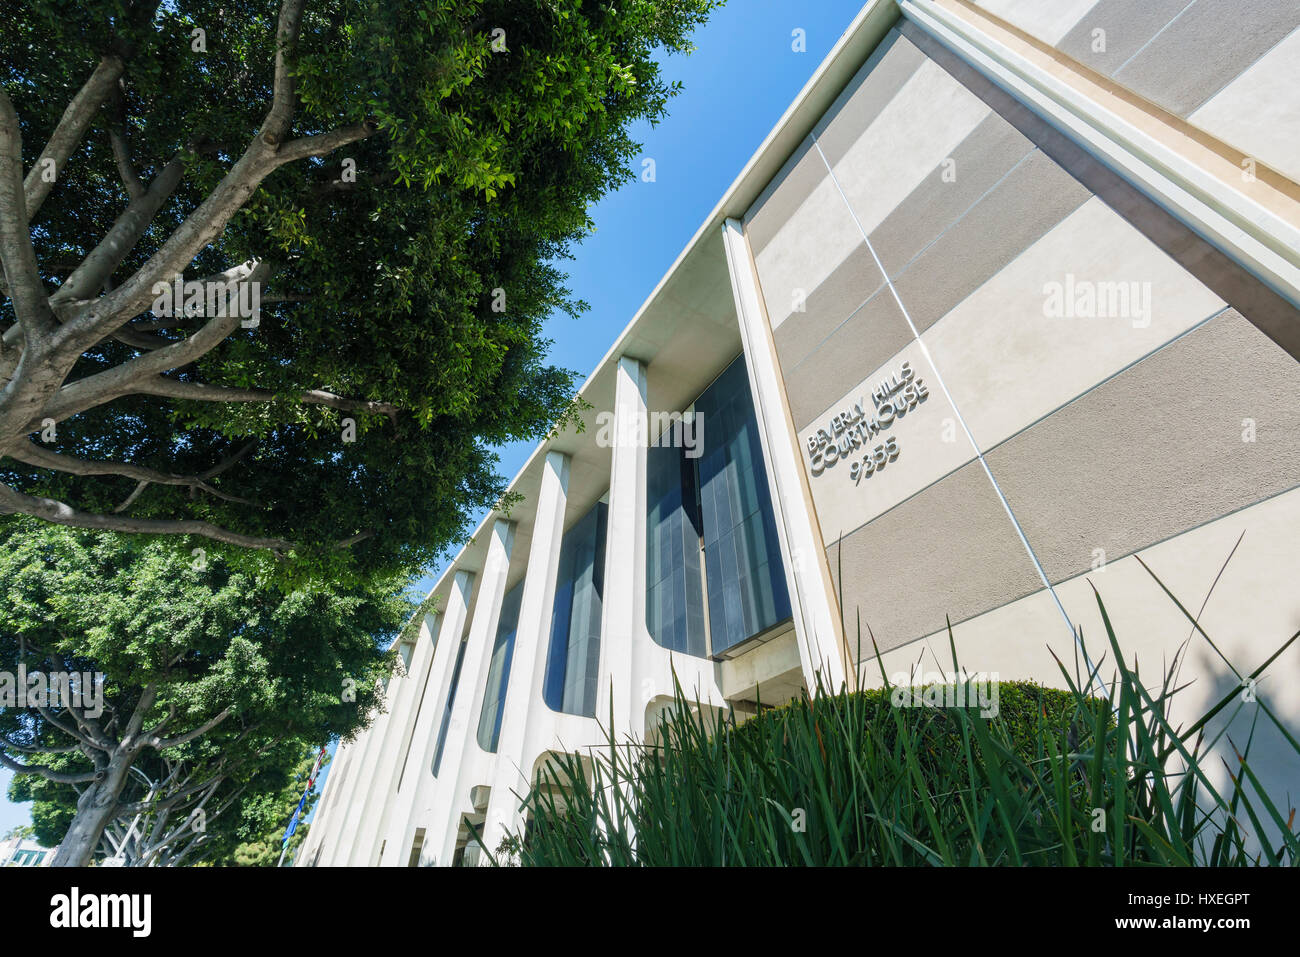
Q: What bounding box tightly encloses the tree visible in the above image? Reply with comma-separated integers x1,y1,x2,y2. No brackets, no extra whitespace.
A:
0,518,405,865
12,736,327,865
219,746,328,867
0,0,717,581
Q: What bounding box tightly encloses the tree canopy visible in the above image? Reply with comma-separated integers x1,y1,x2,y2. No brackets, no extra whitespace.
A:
0,518,405,864
0,0,717,582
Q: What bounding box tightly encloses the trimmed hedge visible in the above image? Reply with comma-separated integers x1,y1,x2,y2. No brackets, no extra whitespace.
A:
507,679,1117,866
503,586,1300,866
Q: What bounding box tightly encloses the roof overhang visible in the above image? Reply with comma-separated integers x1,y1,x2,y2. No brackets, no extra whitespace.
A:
423,0,903,626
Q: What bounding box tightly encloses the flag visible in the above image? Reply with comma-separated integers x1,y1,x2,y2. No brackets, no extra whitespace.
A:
282,745,329,846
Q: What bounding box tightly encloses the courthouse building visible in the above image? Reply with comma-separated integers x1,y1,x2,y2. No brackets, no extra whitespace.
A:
299,0,1300,866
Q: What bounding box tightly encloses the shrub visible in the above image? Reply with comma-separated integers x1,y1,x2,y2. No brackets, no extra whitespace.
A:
496,575,1299,866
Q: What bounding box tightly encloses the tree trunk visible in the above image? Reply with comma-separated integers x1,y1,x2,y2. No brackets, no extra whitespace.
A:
50,750,136,867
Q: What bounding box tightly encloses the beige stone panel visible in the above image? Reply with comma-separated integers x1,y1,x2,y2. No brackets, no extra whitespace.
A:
896,15,1300,362
859,586,1069,681
744,137,829,258
874,485,1300,694
773,243,888,377
973,0,1101,46
889,150,1091,333
860,487,1300,836
1054,489,1300,823
923,196,1226,451
813,29,928,169
829,59,990,238
798,339,977,546
827,459,1043,655
1111,0,1300,117
782,282,915,431
1053,487,1300,705
754,173,863,331
866,113,1037,280
1190,26,1300,185
986,308,1300,584
1057,0,1193,79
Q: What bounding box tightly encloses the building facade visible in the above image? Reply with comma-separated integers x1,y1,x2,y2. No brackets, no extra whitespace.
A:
299,0,1300,867
0,836,52,867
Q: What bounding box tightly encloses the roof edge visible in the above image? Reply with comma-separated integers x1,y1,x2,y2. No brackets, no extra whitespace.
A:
422,0,902,606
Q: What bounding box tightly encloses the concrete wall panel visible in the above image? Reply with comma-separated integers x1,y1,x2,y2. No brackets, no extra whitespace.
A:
797,339,976,541
1057,0,1195,79
1190,26,1300,183
772,242,887,374
754,171,868,331
922,196,1226,450
986,308,1300,584
829,59,991,237
829,459,1043,654
813,29,928,168
973,0,1100,46
866,112,1036,279
1110,0,1300,117
889,148,1091,334
782,283,915,431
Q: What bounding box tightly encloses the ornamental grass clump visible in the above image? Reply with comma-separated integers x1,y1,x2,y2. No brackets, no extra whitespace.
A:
493,563,1299,866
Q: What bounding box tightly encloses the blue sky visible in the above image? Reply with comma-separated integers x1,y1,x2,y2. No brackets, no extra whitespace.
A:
0,0,868,844
415,0,868,594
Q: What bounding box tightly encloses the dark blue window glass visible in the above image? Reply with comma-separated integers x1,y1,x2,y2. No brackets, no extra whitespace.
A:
646,441,707,656
476,581,524,752
431,637,469,776
695,357,792,655
643,354,791,658
543,501,608,717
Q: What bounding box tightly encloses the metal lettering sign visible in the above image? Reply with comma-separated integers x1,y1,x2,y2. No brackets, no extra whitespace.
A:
805,361,930,484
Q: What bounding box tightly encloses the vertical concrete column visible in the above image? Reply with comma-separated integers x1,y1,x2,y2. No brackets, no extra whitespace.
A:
598,356,650,739
324,665,402,865
722,217,849,691
432,518,516,865
377,571,473,865
295,736,354,866
345,614,440,865
480,451,572,856
317,723,380,866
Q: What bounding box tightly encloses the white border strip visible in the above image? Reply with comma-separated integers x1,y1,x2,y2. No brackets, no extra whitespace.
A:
899,0,1300,308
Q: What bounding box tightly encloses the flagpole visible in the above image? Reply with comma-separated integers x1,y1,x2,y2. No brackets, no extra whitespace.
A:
279,744,329,867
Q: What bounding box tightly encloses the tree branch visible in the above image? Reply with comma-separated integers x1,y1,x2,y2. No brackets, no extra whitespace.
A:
336,530,373,549
136,377,400,421
0,480,292,553
34,703,106,751
152,708,232,750
1,735,82,755
114,479,149,513
52,154,187,304
274,122,378,166
262,0,308,144
107,84,145,201
51,117,374,358
38,260,271,426
23,56,126,221
0,89,57,344
4,440,257,506
0,748,100,784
